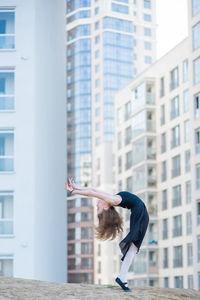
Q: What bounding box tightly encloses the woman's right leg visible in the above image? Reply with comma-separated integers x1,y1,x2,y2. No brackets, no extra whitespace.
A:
118,242,138,284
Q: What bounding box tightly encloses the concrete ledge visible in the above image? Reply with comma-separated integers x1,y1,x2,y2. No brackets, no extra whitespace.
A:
0,276,200,300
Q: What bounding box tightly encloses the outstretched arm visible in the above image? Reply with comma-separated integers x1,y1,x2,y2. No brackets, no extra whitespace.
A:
65,177,121,206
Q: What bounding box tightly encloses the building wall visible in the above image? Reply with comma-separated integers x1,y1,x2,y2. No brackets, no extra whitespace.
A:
0,0,67,282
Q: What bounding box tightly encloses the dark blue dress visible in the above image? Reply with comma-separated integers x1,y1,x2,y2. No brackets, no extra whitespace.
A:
115,191,149,261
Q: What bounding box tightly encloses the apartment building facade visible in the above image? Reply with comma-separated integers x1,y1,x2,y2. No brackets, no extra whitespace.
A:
114,0,200,290
0,0,67,282
66,0,156,284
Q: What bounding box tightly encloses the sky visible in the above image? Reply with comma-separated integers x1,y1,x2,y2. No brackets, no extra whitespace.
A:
156,0,188,58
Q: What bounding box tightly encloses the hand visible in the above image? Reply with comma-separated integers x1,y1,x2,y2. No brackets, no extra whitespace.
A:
65,178,74,194
70,177,80,190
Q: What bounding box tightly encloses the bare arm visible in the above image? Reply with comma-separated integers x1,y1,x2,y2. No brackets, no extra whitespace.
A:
65,178,121,206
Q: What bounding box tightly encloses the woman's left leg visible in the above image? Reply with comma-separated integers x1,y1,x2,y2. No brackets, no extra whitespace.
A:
118,242,138,284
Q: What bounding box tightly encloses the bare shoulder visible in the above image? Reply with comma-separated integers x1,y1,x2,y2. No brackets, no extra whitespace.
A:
113,194,122,206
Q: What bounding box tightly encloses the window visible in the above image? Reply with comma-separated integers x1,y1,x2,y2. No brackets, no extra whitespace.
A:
164,277,169,288
186,212,192,235
193,23,200,50
161,161,167,182
95,64,100,73
185,150,191,173
144,41,151,50
95,137,100,146
118,131,122,149
183,59,188,82
144,0,151,9
67,62,72,71
172,185,181,207
163,248,168,268
174,276,183,288
126,176,132,192
183,89,189,113
193,56,200,84
195,128,200,154
95,107,100,116
0,129,14,172
0,254,13,277
196,164,200,189
162,189,168,210
118,156,122,173
171,125,180,148
188,275,193,289
160,104,165,125
95,35,100,44
125,126,132,145
0,9,15,50
124,101,131,120
95,49,100,58
187,243,193,266
160,77,165,97
161,132,166,153
112,3,129,14
162,218,168,239
125,151,132,170
184,120,190,142
144,55,152,64
172,155,181,178
186,181,191,204
144,14,151,22
95,93,100,102
95,7,99,15
144,28,151,36
95,122,100,131
197,200,200,225
0,71,15,111
67,89,72,98
173,246,183,268
173,215,182,236
95,78,100,87
170,67,179,90
192,0,200,16
0,192,13,235
117,107,122,125
171,96,179,119
194,92,200,118
95,21,100,30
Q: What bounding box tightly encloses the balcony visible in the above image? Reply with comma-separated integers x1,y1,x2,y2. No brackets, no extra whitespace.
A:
147,120,155,132
0,157,14,172
147,148,156,160
0,34,15,50
0,220,13,234
146,92,155,105
0,95,15,110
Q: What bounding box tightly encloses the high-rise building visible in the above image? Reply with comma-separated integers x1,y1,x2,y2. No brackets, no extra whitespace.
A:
0,0,67,282
114,0,200,290
66,0,156,284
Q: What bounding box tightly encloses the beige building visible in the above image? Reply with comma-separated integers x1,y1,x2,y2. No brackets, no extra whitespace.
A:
114,0,200,289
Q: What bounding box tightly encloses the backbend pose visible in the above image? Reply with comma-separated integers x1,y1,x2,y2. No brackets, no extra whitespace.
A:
65,177,149,292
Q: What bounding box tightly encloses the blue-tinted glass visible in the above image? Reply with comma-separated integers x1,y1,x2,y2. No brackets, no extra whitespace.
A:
144,0,151,9
144,55,152,64
67,10,91,23
74,38,91,52
114,0,128,3
104,17,133,32
103,31,134,48
67,0,91,14
68,24,90,40
193,22,200,50
104,45,134,61
144,27,151,36
144,13,151,21
192,0,200,16
144,41,151,50
112,3,129,14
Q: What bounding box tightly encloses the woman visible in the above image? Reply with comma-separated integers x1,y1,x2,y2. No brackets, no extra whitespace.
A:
65,177,149,292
